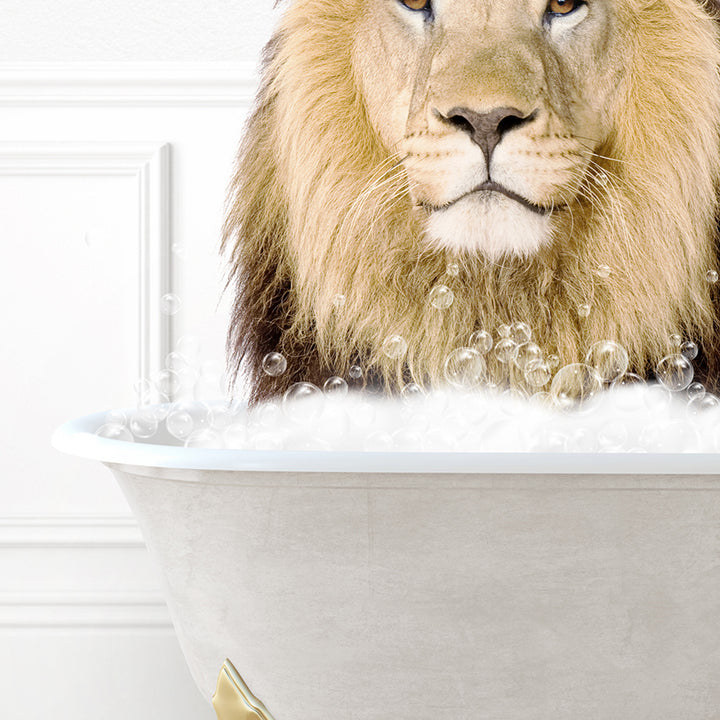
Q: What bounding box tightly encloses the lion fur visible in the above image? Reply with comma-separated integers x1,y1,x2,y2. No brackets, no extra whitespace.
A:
223,0,720,403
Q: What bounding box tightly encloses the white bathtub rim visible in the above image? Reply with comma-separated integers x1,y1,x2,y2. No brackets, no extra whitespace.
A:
52,409,720,475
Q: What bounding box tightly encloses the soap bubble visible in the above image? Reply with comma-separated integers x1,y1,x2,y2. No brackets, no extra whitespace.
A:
595,264,611,279
176,335,201,363
546,354,560,369
252,432,285,451
96,423,134,442
595,171,609,186
612,372,645,389
641,421,699,452
147,404,170,422
656,354,694,392
160,293,181,315
577,303,591,319
566,428,597,453
687,382,706,400
392,428,424,451
680,341,699,360
165,410,193,440
166,401,210,440
332,294,347,309
224,423,249,449
524,359,552,388
262,352,287,377
424,427,459,452
165,351,189,371
209,403,234,431
510,322,532,344
255,402,282,429
174,367,198,400
494,337,518,364
401,382,425,401
363,431,394,452
444,347,486,388
314,402,350,443
105,410,128,426
133,377,153,406
550,363,603,410
500,387,530,408
282,382,323,423
349,399,376,429
687,393,719,415
195,363,226,401
643,384,672,412
610,372,647,410
585,340,629,383
429,284,454,309
669,333,682,348
185,429,223,449
706,270,719,283
154,369,181,399
348,365,363,380
530,390,552,407
544,431,569,453
129,408,159,439
598,422,628,450
514,342,543,372
299,437,334,452
497,324,511,338
323,376,348,396
382,334,408,359
446,262,460,277
468,330,493,354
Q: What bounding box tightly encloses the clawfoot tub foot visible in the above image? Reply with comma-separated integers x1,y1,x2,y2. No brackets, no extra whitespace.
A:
212,659,276,720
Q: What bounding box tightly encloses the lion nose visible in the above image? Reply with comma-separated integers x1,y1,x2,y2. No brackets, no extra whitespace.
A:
441,106,537,163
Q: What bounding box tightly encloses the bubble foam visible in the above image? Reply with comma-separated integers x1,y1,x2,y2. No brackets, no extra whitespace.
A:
111,384,720,453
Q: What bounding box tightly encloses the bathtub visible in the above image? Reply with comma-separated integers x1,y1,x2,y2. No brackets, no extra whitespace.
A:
53,409,720,719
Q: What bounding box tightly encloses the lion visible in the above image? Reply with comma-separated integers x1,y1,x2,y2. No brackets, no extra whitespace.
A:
222,0,720,404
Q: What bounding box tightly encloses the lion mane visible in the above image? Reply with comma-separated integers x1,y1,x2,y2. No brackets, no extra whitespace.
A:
223,0,720,404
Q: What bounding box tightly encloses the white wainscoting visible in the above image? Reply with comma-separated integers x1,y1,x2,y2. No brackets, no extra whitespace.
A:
0,63,253,720
0,515,168,629
0,141,172,398
0,62,258,106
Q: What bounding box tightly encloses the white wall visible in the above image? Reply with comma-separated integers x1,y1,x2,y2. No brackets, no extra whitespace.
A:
1,2,276,63
0,3,278,718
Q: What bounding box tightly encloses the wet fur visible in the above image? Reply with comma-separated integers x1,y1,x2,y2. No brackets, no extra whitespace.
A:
223,0,720,403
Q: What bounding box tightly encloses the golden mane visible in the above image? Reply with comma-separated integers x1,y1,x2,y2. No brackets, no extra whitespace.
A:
223,0,720,403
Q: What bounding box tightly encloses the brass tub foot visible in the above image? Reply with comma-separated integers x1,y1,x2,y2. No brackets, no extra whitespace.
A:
212,659,276,720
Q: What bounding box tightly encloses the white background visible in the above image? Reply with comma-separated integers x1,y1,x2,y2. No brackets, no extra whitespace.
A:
0,2,278,718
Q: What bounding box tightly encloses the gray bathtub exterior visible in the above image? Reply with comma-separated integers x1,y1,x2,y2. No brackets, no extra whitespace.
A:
55,412,720,719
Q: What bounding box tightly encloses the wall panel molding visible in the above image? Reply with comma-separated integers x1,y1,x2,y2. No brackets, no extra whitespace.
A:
0,515,143,548
0,62,258,106
0,141,172,401
0,515,171,629
0,593,171,629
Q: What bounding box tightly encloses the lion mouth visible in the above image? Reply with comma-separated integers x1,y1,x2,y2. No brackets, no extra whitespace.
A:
422,181,550,216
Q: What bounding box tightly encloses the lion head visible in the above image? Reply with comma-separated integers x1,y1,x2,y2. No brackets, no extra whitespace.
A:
224,0,720,403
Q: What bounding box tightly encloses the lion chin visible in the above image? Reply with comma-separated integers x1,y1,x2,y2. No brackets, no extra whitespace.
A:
424,194,552,260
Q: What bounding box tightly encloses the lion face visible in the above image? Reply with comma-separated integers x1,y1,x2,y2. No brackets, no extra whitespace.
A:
224,0,720,402
353,0,618,258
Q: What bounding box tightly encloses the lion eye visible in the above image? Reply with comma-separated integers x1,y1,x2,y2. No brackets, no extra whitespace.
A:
400,0,431,12
547,0,581,15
